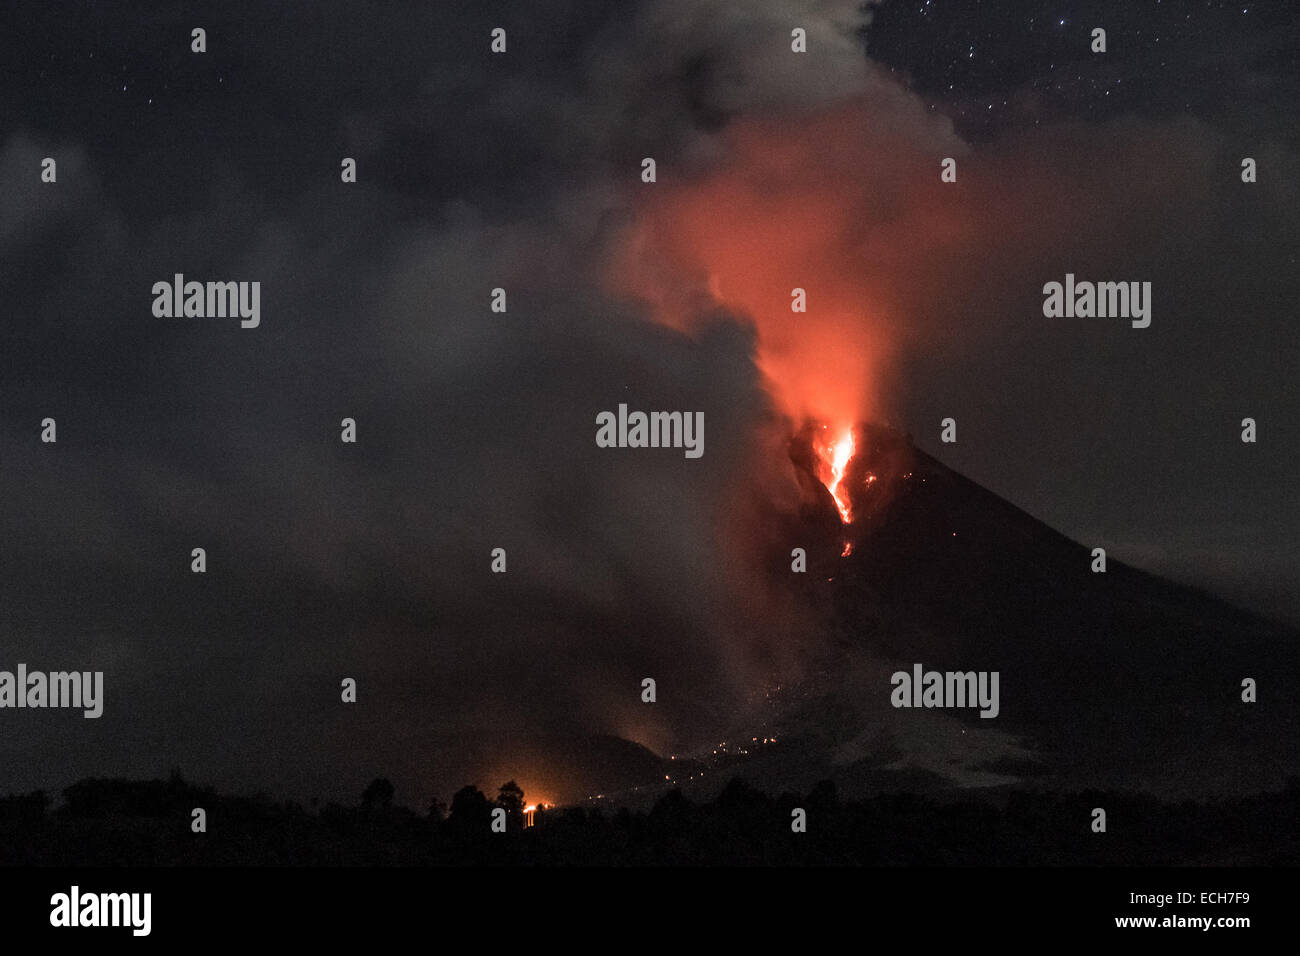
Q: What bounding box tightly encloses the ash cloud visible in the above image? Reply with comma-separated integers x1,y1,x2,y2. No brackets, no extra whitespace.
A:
0,0,1295,807
1,0,894,804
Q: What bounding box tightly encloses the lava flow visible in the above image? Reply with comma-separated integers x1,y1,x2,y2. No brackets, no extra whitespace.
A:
816,426,856,524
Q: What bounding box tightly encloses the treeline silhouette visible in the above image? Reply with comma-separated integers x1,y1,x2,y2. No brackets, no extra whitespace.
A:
2,772,1298,865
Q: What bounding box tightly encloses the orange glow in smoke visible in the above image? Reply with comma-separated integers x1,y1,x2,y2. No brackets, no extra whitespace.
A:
604,98,974,542
608,102,913,436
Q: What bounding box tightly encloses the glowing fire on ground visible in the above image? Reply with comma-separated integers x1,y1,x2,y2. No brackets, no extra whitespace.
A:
816,426,856,524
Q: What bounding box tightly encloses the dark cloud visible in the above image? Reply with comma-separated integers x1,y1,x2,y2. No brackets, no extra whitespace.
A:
0,0,1295,805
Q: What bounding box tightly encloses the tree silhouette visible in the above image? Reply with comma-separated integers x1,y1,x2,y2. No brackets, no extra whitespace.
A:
497,780,525,830
427,797,448,823
4,772,1295,865
447,785,492,834
361,778,395,810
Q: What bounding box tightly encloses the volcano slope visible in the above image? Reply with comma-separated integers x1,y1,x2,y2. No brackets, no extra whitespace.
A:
729,422,1300,802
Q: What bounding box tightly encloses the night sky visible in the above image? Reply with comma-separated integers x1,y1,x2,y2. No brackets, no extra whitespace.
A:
1,0,1296,806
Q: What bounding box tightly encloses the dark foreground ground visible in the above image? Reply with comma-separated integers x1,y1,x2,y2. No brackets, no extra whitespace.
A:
3,773,1298,866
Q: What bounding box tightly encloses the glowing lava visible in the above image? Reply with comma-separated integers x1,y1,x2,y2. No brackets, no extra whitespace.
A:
818,427,855,524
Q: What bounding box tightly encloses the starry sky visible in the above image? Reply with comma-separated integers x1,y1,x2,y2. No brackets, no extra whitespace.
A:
868,0,1298,132
0,0,1296,805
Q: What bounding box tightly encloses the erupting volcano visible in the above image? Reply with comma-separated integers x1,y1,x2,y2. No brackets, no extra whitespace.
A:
629,419,1300,805
590,46,1300,813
